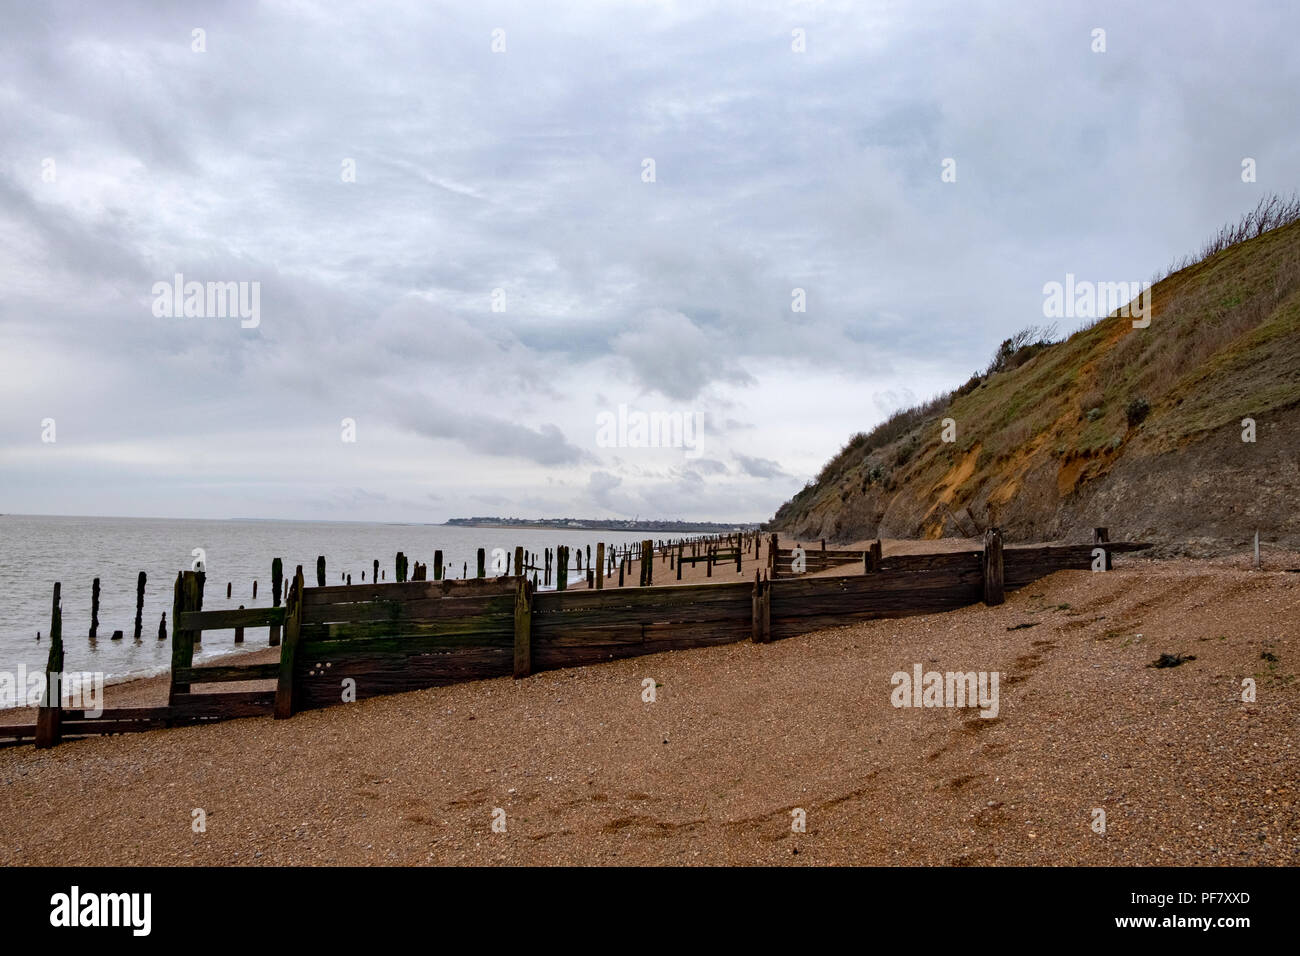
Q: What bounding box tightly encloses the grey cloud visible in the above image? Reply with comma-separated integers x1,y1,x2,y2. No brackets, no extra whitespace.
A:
397,407,588,467
3,0,1297,522
735,454,788,480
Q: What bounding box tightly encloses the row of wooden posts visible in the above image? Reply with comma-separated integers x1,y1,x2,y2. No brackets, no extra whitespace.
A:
40,533,762,649
35,525,1074,652
22,526,1143,747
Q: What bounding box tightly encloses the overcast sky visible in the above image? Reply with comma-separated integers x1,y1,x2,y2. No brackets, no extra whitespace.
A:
2,0,1297,523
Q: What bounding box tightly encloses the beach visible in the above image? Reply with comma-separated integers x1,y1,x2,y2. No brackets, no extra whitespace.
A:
1,552,1295,866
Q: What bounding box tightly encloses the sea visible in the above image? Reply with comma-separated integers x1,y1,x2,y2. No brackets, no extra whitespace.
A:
0,514,666,696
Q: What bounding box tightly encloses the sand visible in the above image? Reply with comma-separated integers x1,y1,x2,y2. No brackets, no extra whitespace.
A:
0,549,1295,866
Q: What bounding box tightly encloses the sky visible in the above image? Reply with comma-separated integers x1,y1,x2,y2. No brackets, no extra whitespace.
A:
2,0,1298,523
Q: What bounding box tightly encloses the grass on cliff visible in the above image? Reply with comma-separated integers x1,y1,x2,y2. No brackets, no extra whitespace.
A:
774,195,1300,532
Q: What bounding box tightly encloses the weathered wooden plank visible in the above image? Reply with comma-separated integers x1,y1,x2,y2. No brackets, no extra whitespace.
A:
531,622,751,669
53,718,169,735
771,567,980,601
299,630,514,661
533,599,752,630
879,552,982,572
179,606,286,631
535,579,752,612
60,706,172,720
173,663,281,684
302,593,515,626
172,691,276,719
299,615,515,644
775,548,864,560
302,576,518,605
292,648,512,710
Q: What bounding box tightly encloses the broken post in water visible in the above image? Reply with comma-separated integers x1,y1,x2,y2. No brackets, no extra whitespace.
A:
133,571,146,639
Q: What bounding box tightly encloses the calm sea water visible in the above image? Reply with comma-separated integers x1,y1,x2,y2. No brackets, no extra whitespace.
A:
0,514,663,693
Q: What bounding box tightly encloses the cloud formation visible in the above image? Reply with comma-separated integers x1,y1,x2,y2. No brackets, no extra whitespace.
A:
2,0,1297,522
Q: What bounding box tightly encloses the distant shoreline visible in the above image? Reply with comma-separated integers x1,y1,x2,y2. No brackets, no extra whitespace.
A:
444,520,761,534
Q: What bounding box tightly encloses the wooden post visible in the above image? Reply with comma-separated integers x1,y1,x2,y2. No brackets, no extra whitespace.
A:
169,572,195,704
768,533,779,577
431,551,441,581
751,571,771,643
618,558,624,587
676,541,684,580
736,543,742,574
514,546,524,580
476,548,486,578
868,539,882,572
762,572,771,642
158,612,167,640
227,582,232,599
133,571,146,639
642,539,653,586
316,556,326,588
395,552,405,583
706,547,713,578
274,570,304,719
234,606,245,643
192,572,205,647
982,528,1005,606
253,580,258,599
89,577,100,638
596,542,605,590
269,557,283,647
557,546,568,591
513,577,533,678
34,583,63,749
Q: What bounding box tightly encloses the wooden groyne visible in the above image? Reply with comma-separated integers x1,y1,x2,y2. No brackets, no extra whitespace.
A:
0,529,1149,747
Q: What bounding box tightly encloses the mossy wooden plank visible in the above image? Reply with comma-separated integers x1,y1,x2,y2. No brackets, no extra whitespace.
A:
300,613,514,642
302,593,514,626
301,576,517,605
298,628,514,658
179,606,286,631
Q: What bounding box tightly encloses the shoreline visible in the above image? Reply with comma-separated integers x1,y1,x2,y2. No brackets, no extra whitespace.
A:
1,552,1294,865
11,536,1290,718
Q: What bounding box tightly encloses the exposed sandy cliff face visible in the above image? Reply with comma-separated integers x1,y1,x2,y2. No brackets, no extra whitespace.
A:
772,216,1300,554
